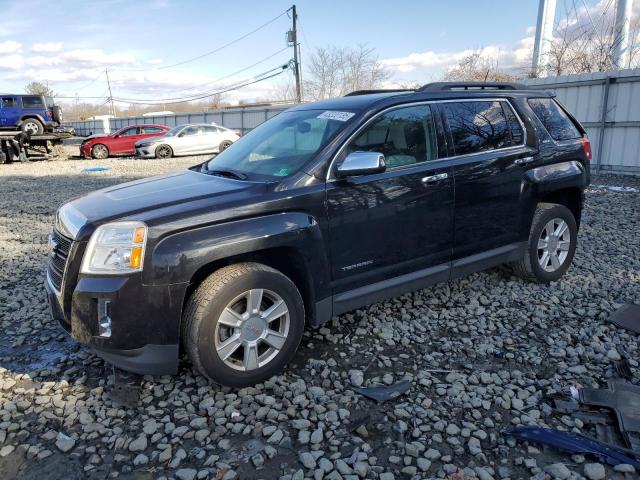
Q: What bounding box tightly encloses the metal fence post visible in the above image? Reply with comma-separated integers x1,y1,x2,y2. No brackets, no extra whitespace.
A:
596,76,612,175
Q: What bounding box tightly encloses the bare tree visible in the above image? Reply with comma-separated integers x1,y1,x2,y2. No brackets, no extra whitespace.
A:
25,81,54,96
444,50,516,82
304,44,391,100
269,79,297,102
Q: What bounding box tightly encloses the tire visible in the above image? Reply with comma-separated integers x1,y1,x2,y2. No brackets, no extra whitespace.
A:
21,118,44,135
91,144,109,159
219,140,233,152
155,144,173,159
51,105,63,124
182,262,305,387
511,202,578,283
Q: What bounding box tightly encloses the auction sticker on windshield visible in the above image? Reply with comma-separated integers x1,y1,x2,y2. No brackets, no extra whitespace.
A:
317,111,355,122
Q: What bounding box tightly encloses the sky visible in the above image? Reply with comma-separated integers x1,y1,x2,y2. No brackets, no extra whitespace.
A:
0,0,619,106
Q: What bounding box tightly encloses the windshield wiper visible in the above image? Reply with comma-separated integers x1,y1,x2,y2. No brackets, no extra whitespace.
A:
204,168,248,180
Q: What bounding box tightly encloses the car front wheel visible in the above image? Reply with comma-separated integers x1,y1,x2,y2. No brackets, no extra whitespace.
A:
182,262,305,387
511,202,578,283
155,144,173,159
91,144,109,159
21,119,44,135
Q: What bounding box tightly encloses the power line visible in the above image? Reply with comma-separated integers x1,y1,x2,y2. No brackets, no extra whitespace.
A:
115,9,289,72
131,46,290,97
113,66,289,105
114,64,289,103
74,70,105,92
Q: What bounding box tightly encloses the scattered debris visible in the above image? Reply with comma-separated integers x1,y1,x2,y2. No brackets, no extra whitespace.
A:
608,304,640,334
507,426,640,468
83,166,112,172
353,379,411,403
591,184,639,193
580,380,640,451
615,359,634,382
349,415,371,433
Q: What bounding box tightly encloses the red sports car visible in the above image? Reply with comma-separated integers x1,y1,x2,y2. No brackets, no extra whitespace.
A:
80,124,170,159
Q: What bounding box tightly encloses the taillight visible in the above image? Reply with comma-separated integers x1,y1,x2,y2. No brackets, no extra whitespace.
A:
581,136,592,161
48,108,54,120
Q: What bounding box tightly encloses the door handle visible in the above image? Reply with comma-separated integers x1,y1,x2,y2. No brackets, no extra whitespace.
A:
422,173,449,184
514,156,535,166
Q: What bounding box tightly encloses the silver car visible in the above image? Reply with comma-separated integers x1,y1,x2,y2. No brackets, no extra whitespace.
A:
135,123,240,159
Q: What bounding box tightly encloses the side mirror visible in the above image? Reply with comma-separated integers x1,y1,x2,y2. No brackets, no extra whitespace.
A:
178,132,185,137
336,151,386,178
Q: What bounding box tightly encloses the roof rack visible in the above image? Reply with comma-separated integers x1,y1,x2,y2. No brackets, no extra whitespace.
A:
417,81,526,92
344,89,413,97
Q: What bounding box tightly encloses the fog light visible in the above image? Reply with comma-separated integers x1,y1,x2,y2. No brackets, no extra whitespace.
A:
98,299,112,338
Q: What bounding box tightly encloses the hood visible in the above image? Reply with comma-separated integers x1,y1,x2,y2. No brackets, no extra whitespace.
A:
66,169,261,238
83,133,112,141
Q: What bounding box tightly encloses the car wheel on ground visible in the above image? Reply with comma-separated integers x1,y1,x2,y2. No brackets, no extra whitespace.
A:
219,140,233,152
21,118,44,135
155,144,173,159
91,144,109,160
511,202,578,283
182,262,305,387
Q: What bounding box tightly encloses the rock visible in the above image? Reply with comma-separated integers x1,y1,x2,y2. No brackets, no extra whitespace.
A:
0,445,15,457
583,463,606,480
300,452,316,469
55,433,75,453
128,435,148,452
133,453,148,466
310,428,323,444
544,463,571,479
176,469,198,480
417,458,431,472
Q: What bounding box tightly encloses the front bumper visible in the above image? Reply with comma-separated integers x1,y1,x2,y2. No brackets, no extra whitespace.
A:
45,272,186,375
79,143,91,158
135,146,156,158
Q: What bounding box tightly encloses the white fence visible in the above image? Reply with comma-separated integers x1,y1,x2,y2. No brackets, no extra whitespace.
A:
523,68,640,175
65,105,291,137
65,70,640,174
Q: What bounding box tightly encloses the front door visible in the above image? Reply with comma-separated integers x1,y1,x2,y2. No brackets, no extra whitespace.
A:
111,126,140,154
439,100,533,260
326,104,454,295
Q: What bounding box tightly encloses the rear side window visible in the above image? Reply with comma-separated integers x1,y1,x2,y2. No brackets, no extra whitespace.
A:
443,101,518,156
21,96,45,108
2,97,17,108
141,126,165,134
528,98,581,141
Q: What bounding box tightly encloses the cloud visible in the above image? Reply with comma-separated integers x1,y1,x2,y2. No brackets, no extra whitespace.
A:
31,42,63,53
0,54,24,70
0,40,21,54
381,36,536,76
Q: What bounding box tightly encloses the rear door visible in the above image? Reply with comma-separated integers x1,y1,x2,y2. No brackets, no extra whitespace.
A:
176,125,204,153
327,103,454,296
0,96,20,127
439,99,534,266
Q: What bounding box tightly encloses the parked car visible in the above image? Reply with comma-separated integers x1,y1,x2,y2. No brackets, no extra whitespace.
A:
46,82,591,386
80,124,170,159
135,123,240,158
0,94,62,135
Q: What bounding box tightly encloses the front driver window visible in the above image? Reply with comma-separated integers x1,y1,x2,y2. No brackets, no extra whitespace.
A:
348,105,438,168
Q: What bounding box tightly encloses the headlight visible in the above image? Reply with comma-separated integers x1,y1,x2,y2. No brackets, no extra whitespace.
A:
81,221,147,274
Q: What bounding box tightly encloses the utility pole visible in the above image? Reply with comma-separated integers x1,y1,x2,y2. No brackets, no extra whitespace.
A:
105,68,116,117
531,0,557,78
612,0,633,70
290,5,302,103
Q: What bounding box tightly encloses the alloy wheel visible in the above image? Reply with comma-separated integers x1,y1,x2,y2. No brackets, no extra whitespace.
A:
537,218,571,272
24,121,39,135
214,289,290,371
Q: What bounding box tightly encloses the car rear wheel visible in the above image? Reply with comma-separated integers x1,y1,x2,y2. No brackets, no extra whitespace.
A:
182,262,305,387
91,144,109,160
219,140,233,152
511,202,577,283
155,144,173,159
21,119,44,135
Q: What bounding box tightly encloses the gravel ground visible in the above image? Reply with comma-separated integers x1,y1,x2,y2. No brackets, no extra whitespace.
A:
0,152,639,480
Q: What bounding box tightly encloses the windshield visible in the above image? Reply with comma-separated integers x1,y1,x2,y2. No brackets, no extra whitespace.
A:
164,125,183,137
205,109,355,179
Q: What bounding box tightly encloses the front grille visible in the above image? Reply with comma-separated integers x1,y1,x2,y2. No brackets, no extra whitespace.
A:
48,228,72,291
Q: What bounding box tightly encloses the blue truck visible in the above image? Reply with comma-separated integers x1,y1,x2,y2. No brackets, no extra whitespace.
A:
0,94,63,135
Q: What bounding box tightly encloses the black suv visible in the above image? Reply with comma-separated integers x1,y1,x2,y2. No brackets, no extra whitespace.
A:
46,82,591,386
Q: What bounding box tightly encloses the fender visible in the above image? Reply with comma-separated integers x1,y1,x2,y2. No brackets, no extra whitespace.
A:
146,211,332,311
19,114,47,126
